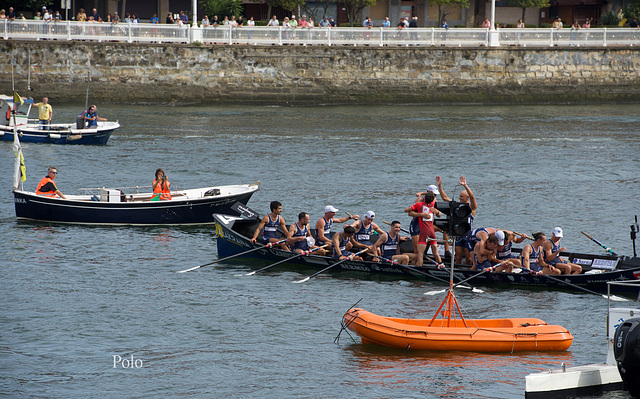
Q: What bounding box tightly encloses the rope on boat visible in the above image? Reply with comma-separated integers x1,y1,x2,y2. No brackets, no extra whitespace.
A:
334,298,363,345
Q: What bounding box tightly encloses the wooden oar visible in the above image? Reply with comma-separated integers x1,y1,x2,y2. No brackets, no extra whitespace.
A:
581,231,618,256
177,239,287,273
524,269,627,301
245,244,329,276
293,248,369,283
512,231,533,240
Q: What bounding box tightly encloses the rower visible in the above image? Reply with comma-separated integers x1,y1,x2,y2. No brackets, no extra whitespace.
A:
495,230,529,267
288,212,326,255
521,232,560,275
437,175,477,265
543,227,582,275
373,221,413,265
332,225,365,261
315,205,358,252
473,235,513,272
350,210,384,255
250,201,290,250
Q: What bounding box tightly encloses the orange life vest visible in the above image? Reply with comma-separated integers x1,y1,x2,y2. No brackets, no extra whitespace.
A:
153,179,172,200
36,176,58,197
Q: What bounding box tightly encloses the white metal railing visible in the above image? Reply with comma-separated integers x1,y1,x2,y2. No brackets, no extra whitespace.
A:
2,20,640,47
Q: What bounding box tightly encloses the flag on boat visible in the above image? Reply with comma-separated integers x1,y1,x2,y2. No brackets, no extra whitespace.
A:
13,91,24,106
13,124,26,190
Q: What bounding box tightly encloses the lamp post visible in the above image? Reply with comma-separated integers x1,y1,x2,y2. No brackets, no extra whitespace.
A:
488,0,500,46
191,0,202,42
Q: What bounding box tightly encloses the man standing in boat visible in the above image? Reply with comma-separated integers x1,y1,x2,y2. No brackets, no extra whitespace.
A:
250,201,290,250
315,205,358,252
521,232,561,275
33,97,52,131
152,169,171,200
543,227,583,275
404,191,444,267
288,212,326,256
437,175,477,265
36,167,66,199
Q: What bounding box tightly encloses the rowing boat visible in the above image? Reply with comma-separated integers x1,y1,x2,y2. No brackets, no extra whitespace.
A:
213,210,640,296
342,307,574,352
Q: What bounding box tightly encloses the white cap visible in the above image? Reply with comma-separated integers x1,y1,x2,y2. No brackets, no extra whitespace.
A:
426,184,440,195
495,230,505,245
553,227,563,238
324,205,339,213
365,210,375,219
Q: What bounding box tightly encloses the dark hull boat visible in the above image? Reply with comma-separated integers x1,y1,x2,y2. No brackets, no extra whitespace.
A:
13,184,259,225
213,212,640,297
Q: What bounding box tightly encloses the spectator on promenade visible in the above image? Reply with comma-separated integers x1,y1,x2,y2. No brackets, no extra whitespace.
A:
18,13,25,20
91,8,101,22
179,11,188,24
583,17,591,28
212,15,219,26
441,18,448,29
76,8,86,21
309,17,314,27
34,11,41,20
319,17,329,27
166,12,174,24
299,15,309,27
363,16,373,28
124,13,131,23
482,18,491,28
0,10,5,19
409,16,418,28
54,10,62,21
105,13,112,22
247,16,254,27
329,17,336,27
202,15,210,26
112,12,120,23
630,17,638,28
382,16,390,27
267,15,279,26
552,17,562,28
8,7,16,20
290,15,298,27
237,16,244,27
43,9,52,22
517,18,525,28
150,13,159,24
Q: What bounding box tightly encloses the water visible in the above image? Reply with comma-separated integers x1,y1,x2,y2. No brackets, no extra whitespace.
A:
1,103,639,398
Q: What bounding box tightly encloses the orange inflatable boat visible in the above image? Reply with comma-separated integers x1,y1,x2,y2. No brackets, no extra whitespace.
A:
343,308,574,352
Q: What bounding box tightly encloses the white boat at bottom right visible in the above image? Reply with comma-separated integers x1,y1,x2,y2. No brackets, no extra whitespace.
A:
525,280,640,398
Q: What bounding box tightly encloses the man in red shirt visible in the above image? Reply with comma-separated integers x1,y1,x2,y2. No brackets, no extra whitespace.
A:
404,191,443,267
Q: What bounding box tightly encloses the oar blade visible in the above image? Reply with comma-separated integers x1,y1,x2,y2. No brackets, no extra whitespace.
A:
424,289,446,296
177,265,200,273
293,277,310,284
245,271,257,276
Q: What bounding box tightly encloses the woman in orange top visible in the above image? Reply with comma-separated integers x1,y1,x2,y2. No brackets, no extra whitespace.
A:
152,168,171,200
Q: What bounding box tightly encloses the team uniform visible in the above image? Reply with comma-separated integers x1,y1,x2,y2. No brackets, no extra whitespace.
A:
410,200,436,245
380,233,399,261
547,240,569,266
497,241,518,260
474,252,493,270
354,222,373,246
455,214,475,249
332,233,353,259
291,223,310,251
261,214,281,244
522,244,543,272
317,216,333,244
467,227,488,252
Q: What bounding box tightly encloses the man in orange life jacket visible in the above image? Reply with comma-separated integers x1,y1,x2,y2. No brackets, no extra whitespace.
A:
36,167,67,199
152,168,171,200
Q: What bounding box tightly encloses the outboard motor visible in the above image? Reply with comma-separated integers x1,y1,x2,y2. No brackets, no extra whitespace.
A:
614,317,640,397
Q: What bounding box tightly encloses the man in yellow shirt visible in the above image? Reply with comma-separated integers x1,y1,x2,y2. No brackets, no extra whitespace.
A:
34,97,53,131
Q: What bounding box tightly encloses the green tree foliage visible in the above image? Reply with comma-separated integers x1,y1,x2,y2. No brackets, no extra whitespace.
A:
200,0,243,19
343,0,376,26
505,0,550,22
1,0,50,12
268,0,307,12
429,0,469,25
626,0,640,18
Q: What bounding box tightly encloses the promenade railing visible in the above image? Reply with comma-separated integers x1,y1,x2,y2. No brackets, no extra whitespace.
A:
3,20,640,47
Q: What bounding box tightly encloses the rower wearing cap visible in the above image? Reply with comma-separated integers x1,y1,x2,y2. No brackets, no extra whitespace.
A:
543,227,582,275
494,229,529,267
437,175,477,265
315,205,358,251
288,212,326,255
350,210,385,255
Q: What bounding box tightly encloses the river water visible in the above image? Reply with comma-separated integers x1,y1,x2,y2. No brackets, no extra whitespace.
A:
1,103,639,398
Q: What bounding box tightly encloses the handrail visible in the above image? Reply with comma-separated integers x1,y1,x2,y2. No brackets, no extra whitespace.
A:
2,19,639,47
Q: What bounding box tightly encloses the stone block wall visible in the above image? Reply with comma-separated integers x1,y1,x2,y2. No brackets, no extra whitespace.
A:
1,41,638,104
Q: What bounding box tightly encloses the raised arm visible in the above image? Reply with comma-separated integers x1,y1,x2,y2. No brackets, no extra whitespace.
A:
435,176,451,201
459,176,477,212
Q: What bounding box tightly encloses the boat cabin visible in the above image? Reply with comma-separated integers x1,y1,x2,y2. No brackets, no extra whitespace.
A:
1,95,34,128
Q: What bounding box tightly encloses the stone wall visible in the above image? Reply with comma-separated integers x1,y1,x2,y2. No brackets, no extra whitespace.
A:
1,41,638,104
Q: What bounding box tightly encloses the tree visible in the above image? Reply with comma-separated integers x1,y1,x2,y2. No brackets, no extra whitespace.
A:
268,0,307,12
343,0,376,26
301,0,337,21
429,0,469,26
200,0,243,19
506,0,550,22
